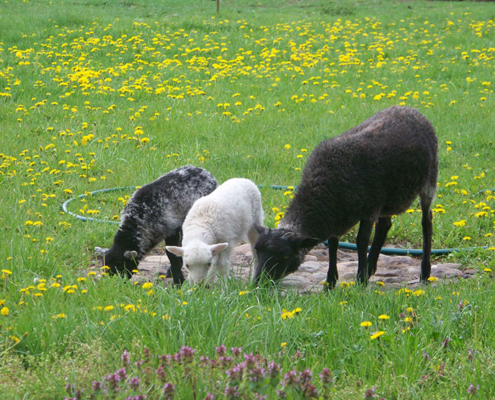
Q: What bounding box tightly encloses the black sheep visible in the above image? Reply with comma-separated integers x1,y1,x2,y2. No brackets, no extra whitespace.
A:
253,106,438,288
95,166,217,284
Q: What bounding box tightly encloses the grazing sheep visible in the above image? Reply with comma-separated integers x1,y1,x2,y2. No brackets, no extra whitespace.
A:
166,178,264,285
253,106,438,288
95,166,217,284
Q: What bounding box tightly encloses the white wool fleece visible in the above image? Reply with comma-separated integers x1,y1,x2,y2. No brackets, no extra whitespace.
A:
166,178,264,285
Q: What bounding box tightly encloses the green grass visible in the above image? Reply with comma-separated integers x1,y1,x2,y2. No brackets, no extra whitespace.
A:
1,0,495,398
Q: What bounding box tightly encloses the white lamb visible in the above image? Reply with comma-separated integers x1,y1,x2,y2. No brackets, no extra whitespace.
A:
166,178,264,285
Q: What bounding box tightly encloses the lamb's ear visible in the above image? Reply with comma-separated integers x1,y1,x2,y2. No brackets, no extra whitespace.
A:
166,246,185,257
288,236,320,250
95,246,108,255
254,223,267,235
123,250,138,260
210,243,229,255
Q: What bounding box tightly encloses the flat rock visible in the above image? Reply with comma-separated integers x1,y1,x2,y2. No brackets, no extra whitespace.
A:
299,261,323,273
279,275,311,288
125,243,478,292
432,263,463,270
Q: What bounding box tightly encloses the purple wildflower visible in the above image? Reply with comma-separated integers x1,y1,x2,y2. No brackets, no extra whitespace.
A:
209,358,219,368
128,377,141,390
180,346,195,363
364,386,378,399
91,381,102,392
224,384,240,399
226,363,244,382
300,369,313,385
267,362,281,379
116,367,127,381
155,365,167,383
303,383,318,398
283,370,300,387
162,383,175,399
121,350,130,366
319,368,333,385
243,352,257,369
467,383,479,395
204,393,214,400
441,337,452,348
219,356,233,368
438,363,446,378
216,344,227,357
422,352,431,361
248,366,266,383
159,354,173,365
106,373,121,391
231,347,242,357
143,347,151,362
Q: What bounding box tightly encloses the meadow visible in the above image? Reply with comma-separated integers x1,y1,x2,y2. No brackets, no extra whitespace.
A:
0,0,495,398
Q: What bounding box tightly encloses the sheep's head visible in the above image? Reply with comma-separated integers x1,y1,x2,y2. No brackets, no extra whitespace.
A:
166,242,228,285
94,246,138,278
252,224,319,284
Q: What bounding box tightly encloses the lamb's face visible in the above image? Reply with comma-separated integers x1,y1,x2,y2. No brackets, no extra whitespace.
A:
183,245,214,285
253,228,319,284
166,242,228,285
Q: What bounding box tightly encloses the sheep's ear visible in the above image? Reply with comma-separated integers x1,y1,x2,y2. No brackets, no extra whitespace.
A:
95,246,108,255
288,236,320,250
210,243,229,255
254,223,267,235
124,250,138,260
166,246,185,257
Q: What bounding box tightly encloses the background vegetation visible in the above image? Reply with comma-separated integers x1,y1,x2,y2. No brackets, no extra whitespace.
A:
0,0,494,398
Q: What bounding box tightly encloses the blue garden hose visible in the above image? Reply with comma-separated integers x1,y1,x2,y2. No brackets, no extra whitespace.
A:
62,185,495,255
62,186,138,225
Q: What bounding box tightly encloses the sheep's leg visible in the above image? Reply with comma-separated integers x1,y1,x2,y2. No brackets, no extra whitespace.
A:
420,203,433,282
366,217,392,278
248,226,260,281
326,236,339,290
165,230,185,286
356,219,374,285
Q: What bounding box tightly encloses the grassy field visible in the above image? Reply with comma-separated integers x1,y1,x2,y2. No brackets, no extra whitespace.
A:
1,0,495,398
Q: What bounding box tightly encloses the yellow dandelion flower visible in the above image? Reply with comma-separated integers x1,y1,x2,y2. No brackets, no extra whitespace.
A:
360,321,372,327
378,314,390,320
370,331,385,340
